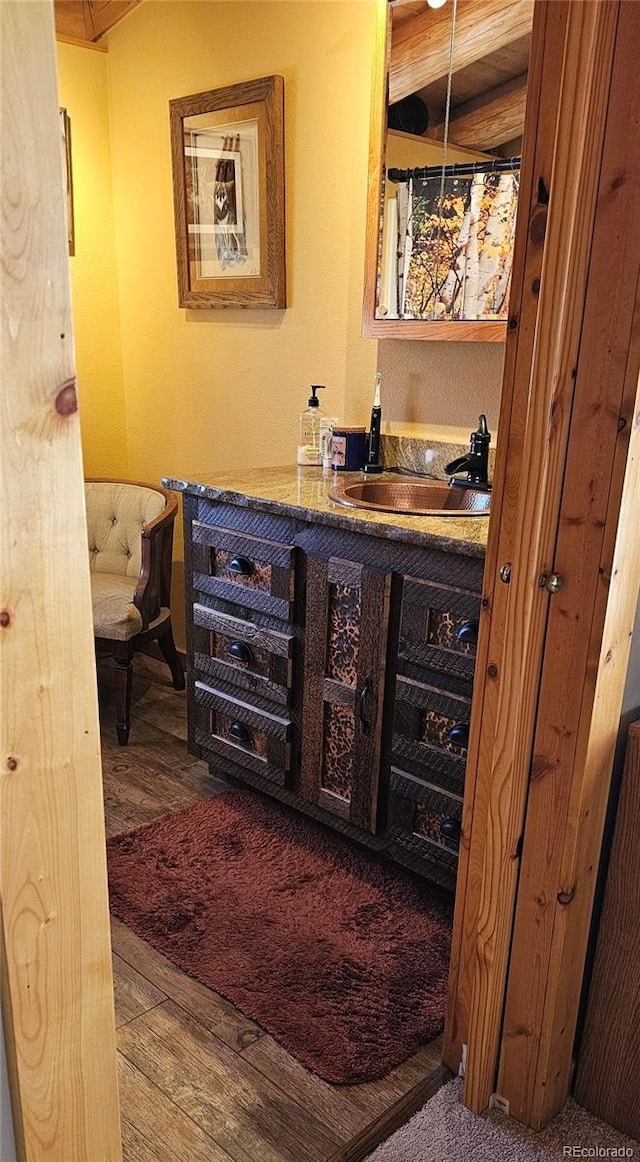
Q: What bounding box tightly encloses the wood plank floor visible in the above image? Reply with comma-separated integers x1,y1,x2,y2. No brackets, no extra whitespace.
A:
98,654,449,1162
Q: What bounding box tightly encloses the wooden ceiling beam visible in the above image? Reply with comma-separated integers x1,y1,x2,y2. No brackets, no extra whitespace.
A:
390,0,534,105
431,72,528,151
54,0,94,41
54,0,140,44
87,0,141,38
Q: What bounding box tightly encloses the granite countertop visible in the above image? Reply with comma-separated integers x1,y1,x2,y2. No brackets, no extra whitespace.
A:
163,464,490,558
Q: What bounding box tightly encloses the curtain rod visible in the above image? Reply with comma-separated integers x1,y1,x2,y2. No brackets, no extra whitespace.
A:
387,158,521,182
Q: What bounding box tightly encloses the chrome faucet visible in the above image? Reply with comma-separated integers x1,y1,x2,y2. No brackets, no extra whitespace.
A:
445,415,492,490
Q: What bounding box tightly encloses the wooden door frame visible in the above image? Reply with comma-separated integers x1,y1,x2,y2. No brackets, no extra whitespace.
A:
3,0,640,1152
445,0,640,1129
1,3,121,1159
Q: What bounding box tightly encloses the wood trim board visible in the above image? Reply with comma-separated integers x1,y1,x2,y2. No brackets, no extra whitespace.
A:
1,2,121,1159
443,0,567,1081
574,723,640,1140
496,0,640,1124
446,0,640,1127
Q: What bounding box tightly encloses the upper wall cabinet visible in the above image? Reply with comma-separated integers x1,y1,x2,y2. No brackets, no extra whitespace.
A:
363,0,533,342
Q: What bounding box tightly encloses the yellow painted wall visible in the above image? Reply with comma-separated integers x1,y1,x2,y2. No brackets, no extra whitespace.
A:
378,338,504,434
57,1,505,648
56,43,128,477
104,0,379,490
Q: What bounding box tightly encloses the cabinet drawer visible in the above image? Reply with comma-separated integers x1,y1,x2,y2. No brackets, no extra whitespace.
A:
399,576,481,689
391,768,463,852
192,522,294,622
192,603,293,707
193,679,292,786
387,769,460,890
392,676,470,797
387,769,461,890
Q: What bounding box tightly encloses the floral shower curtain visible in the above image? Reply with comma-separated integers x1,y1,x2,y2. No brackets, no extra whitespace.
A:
399,169,519,321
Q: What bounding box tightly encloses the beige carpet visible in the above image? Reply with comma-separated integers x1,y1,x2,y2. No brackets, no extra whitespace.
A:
366,1079,639,1161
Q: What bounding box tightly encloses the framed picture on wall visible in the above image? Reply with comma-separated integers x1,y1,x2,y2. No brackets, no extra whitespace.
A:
169,75,285,309
59,107,75,256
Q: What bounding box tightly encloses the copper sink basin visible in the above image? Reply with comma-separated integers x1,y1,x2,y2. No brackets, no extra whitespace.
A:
328,478,491,517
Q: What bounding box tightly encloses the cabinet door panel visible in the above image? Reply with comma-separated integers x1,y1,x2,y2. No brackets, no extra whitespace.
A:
300,556,392,834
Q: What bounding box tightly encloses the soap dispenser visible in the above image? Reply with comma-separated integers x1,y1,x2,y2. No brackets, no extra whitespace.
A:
297,385,326,466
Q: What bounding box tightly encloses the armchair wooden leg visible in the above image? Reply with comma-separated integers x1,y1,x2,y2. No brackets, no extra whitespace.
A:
114,643,134,745
158,623,185,691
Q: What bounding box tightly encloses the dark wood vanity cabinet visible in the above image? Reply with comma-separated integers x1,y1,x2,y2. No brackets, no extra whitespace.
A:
181,489,484,888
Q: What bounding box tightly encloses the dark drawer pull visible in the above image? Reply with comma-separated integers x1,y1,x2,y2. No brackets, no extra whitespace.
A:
227,555,254,577
445,722,470,748
456,620,479,645
440,817,461,846
227,641,254,664
358,678,373,735
228,720,252,745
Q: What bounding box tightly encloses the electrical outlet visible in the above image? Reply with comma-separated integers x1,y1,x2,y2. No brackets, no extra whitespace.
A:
489,1093,510,1116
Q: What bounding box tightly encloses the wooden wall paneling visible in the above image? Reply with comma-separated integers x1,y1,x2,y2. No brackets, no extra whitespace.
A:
443,0,567,1077
497,0,640,1125
1,3,122,1159
574,723,640,1140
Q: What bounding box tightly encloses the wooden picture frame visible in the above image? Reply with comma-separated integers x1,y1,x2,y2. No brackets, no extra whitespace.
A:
60,107,74,256
169,75,285,309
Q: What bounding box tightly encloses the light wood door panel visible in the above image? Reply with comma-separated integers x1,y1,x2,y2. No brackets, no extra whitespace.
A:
1,3,121,1158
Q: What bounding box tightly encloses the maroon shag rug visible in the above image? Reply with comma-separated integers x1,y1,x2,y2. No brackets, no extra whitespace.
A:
106,790,453,1084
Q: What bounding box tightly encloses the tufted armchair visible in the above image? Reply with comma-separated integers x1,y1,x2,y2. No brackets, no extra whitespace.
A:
85,478,185,745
